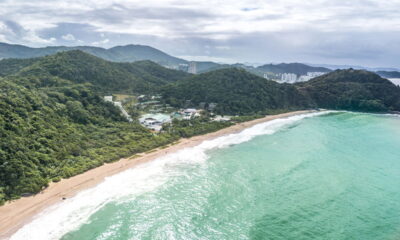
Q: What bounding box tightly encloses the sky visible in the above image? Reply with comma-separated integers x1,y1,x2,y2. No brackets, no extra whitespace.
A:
0,0,399,68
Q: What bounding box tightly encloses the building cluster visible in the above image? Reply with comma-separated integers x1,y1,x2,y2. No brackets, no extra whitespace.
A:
104,96,133,122
297,72,327,82
265,72,327,83
280,73,298,83
140,114,171,132
140,108,203,132
171,62,197,74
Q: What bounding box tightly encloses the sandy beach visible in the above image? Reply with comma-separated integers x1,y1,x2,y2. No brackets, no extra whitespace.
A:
0,110,312,239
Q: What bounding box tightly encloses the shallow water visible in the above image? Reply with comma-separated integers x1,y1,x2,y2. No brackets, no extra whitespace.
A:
11,112,400,240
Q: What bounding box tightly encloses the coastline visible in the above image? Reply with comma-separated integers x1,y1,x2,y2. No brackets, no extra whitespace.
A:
0,110,313,239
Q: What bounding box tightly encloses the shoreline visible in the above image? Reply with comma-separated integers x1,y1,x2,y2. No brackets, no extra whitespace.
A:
0,110,313,239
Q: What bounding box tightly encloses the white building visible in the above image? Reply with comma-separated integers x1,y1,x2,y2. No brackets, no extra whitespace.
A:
182,108,198,120
104,96,113,102
298,72,326,82
188,62,197,74
139,113,171,132
281,73,297,83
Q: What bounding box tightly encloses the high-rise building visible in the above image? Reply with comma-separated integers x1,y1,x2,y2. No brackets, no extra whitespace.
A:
178,63,189,72
281,73,297,83
188,61,197,74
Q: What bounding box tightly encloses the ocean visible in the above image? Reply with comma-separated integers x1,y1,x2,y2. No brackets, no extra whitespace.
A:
11,112,400,240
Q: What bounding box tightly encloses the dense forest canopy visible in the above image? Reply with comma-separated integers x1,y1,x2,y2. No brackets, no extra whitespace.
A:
256,63,331,75
162,68,313,115
1,50,189,94
296,69,400,112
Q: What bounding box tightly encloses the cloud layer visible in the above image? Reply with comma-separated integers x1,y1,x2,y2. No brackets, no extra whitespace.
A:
0,0,399,67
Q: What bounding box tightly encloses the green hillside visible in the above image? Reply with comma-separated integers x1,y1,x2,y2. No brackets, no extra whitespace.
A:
0,58,40,77
0,42,186,66
10,50,189,94
297,69,400,112
162,68,312,114
0,73,180,204
257,63,331,75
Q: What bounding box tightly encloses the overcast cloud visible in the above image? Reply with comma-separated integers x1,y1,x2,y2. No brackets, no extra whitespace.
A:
0,0,399,67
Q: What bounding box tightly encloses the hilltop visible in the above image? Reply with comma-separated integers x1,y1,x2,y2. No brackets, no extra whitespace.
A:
0,42,186,65
297,69,400,111
163,68,400,114
257,63,331,75
162,68,312,114
1,50,189,94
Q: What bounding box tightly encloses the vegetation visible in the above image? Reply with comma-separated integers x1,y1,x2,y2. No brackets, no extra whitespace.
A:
162,68,312,115
0,74,183,204
0,56,232,204
162,118,233,138
0,57,40,77
0,42,187,66
16,50,189,94
256,63,331,75
297,69,400,112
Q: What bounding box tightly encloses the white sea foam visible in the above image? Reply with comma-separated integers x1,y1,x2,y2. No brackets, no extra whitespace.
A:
10,111,331,240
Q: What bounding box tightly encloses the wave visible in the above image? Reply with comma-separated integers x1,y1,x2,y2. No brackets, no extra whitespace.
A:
10,111,332,240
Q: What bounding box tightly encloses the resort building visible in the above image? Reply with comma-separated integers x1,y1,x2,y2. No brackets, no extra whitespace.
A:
139,113,171,131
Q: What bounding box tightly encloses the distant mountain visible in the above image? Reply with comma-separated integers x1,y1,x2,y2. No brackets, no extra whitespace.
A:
107,45,186,65
376,71,400,78
0,42,187,66
309,63,400,72
297,69,400,112
257,63,331,75
0,50,189,93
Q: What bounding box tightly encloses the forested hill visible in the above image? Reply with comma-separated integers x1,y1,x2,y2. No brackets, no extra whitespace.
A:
162,68,400,114
1,50,190,94
162,68,313,114
257,63,331,75
296,69,400,112
0,53,189,204
0,42,186,65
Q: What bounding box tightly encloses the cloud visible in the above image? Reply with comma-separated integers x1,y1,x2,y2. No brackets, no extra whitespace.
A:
0,20,56,45
61,33,75,41
215,46,231,50
0,0,399,67
92,38,109,46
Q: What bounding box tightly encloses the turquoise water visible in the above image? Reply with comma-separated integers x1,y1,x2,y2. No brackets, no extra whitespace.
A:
12,112,400,240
